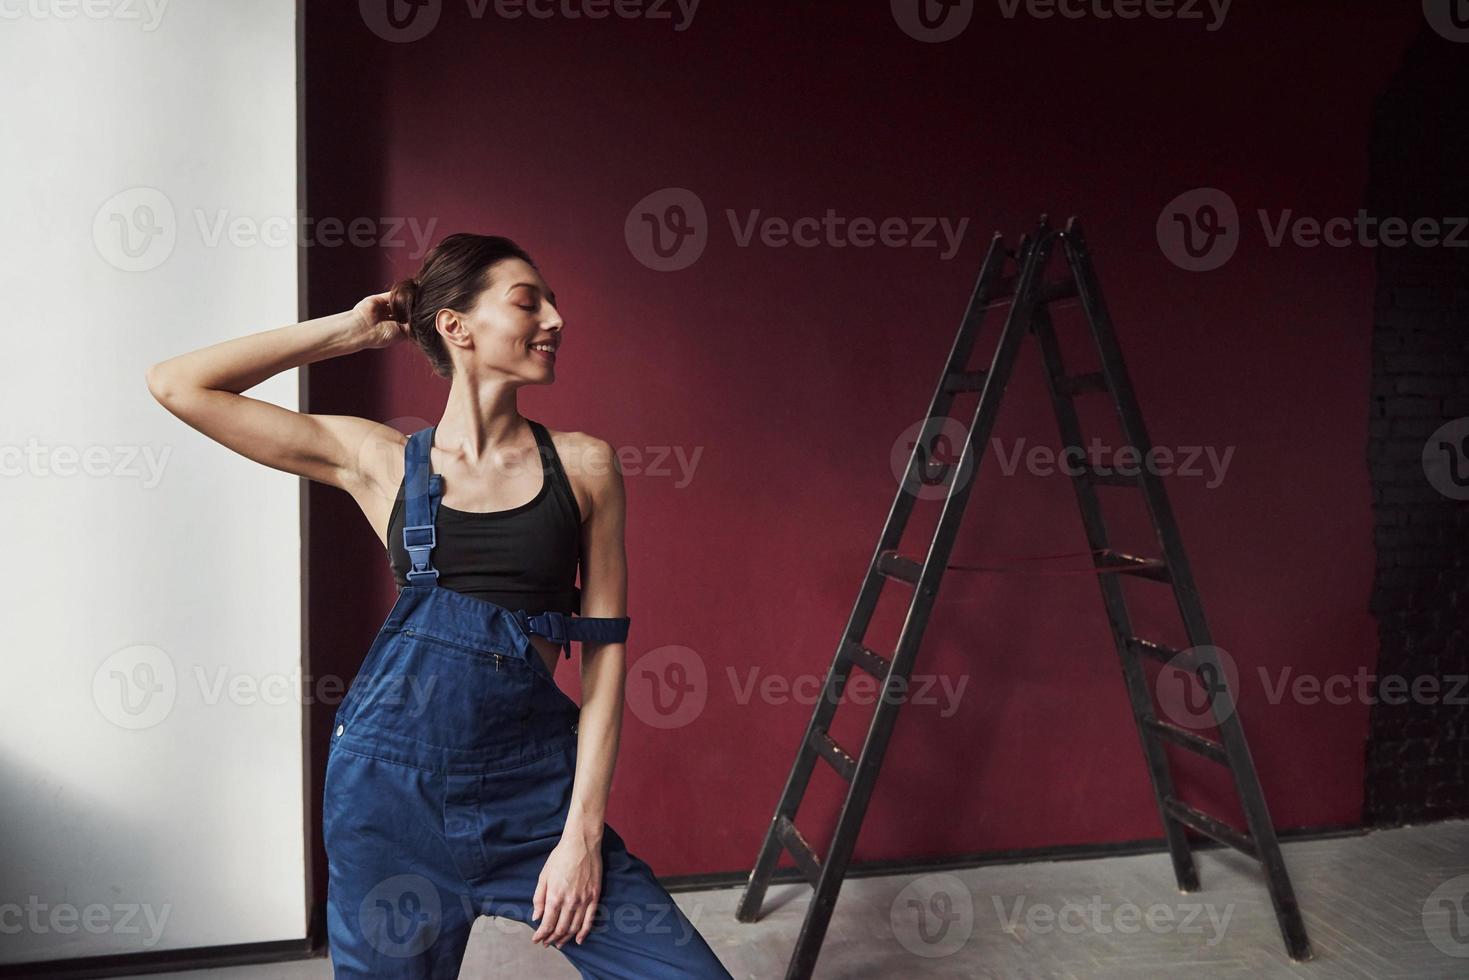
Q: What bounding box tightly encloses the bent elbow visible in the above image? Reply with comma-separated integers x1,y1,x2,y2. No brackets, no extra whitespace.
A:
144,363,171,404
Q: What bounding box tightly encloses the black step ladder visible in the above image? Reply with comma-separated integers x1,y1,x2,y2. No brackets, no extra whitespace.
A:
735,215,1313,979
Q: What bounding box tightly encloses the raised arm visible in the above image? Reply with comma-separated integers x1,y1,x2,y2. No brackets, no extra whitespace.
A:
144,292,407,495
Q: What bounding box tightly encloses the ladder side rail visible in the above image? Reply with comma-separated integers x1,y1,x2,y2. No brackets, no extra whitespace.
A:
737,233,1012,925
1060,220,1312,961
1029,305,1203,891
785,226,1062,979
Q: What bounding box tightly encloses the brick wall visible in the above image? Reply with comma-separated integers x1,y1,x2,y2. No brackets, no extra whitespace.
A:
1362,24,1469,826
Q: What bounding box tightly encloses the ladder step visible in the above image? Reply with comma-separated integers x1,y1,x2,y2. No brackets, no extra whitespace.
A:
1080,465,1138,487
808,729,858,781
1123,635,1196,670
876,550,923,585
989,276,1078,306
1145,717,1227,764
1163,797,1258,859
1094,549,1171,583
1056,371,1108,396
840,639,892,680
775,815,822,888
943,368,987,393
1039,278,1080,304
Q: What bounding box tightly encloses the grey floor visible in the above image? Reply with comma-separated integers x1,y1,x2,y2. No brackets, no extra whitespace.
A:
130,819,1469,979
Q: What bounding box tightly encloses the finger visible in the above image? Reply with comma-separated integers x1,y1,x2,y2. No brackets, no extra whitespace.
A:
531,877,547,938
574,897,596,945
535,894,565,945
544,897,575,947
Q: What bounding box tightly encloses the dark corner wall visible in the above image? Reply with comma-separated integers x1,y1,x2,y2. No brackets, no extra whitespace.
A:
301,0,1443,928
1362,24,1469,827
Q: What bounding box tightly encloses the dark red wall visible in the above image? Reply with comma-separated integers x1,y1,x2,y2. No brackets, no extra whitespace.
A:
305,0,1425,892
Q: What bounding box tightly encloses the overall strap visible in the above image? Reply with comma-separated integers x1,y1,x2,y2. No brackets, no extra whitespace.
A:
512,609,632,659
403,426,443,586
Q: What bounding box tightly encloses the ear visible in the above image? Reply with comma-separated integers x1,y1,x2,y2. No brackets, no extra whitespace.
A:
435,307,473,352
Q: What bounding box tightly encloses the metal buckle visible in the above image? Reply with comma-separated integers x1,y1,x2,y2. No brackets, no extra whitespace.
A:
403,524,436,549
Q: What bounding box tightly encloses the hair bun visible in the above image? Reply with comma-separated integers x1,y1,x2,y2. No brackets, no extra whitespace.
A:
388,276,419,324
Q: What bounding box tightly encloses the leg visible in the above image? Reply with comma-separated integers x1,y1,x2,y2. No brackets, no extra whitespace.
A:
472,747,734,979
324,748,475,979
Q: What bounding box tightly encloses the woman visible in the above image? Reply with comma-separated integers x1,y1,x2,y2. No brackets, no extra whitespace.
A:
145,233,733,979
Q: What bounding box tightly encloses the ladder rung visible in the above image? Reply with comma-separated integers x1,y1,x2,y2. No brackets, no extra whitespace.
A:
1095,549,1171,583
943,369,987,393
840,639,891,680
1124,635,1196,670
1164,797,1258,859
775,815,822,888
876,550,923,585
1145,717,1227,764
808,729,857,782
987,276,1077,306
1038,277,1079,304
1080,465,1138,487
1056,371,1108,396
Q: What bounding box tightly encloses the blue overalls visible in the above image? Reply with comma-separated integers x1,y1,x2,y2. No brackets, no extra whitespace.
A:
324,426,733,979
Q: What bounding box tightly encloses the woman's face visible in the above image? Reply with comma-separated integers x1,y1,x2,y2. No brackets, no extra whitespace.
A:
446,257,564,381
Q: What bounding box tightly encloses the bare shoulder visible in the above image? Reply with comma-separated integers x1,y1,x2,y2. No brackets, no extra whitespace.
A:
541,424,623,520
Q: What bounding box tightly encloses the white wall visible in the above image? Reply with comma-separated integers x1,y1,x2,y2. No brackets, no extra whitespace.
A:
0,0,306,963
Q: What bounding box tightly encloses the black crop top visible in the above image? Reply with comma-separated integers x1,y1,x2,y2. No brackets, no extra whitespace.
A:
386,419,583,616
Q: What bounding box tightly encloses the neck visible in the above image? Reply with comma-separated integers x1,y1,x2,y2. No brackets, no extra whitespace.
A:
434,374,530,462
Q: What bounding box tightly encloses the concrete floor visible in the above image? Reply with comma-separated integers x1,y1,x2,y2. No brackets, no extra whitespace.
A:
128,819,1469,979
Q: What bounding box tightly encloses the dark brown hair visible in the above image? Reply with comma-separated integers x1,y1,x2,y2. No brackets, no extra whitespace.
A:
388,233,538,378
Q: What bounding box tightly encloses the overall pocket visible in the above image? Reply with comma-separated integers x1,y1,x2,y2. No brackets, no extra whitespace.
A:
349,627,537,748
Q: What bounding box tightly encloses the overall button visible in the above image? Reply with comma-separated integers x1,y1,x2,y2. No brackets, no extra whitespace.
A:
335,724,344,737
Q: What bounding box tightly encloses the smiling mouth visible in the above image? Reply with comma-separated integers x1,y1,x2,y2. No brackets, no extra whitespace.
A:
530,343,557,361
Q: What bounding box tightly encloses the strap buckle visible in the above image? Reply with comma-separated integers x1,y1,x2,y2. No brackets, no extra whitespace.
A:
530,610,569,647
403,524,437,549
403,523,437,584
513,609,569,647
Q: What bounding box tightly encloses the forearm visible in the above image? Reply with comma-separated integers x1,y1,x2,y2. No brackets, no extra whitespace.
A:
563,643,628,843
148,309,368,397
